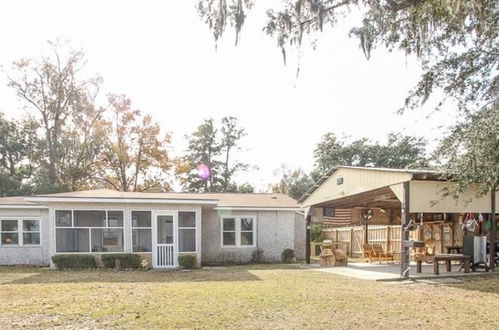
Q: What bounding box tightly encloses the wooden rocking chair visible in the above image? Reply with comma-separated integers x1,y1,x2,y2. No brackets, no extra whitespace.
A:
372,244,394,263
362,244,376,263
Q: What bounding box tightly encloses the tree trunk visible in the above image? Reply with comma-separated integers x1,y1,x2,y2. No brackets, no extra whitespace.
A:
46,127,57,188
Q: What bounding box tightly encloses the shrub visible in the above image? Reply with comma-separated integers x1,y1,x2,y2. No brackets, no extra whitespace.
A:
178,255,197,269
101,254,142,269
281,249,295,263
251,249,265,263
51,254,96,270
311,224,324,243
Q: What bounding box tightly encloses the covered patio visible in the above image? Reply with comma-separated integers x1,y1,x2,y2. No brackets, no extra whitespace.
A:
300,166,499,278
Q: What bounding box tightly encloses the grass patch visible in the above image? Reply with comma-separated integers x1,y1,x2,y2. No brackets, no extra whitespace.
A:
0,265,498,329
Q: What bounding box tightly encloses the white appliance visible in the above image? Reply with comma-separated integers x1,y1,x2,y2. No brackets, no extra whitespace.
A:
473,236,487,264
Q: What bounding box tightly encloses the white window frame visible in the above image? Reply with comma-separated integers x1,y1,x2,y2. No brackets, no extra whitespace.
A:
131,210,153,253
0,218,41,247
178,210,197,253
54,209,125,254
220,216,256,248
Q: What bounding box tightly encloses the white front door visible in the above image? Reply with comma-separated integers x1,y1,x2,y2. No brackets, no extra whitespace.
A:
152,212,177,268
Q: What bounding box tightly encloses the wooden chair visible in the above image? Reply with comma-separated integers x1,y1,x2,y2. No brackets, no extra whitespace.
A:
372,244,394,263
414,238,436,264
362,244,375,263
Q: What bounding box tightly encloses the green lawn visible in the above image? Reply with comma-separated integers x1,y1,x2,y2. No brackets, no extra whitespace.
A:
0,265,498,329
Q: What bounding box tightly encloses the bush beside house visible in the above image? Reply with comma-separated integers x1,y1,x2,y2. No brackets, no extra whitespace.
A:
101,254,142,269
281,249,295,263
178,255,197,269
51,255,97,270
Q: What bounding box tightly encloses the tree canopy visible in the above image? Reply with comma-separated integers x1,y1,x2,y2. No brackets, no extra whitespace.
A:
313,132,428,177
271,165,314,200
2,41,176,195
179,117,251,193
436,101,499,199
197,0,498,113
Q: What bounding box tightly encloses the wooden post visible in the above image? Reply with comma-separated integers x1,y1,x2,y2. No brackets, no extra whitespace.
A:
306,215,311,264
490,188,496,271
364,221,368,245
400,181,410,278
450,221,455,247
439,224,444,254
386,226,391,252
350,227,354,257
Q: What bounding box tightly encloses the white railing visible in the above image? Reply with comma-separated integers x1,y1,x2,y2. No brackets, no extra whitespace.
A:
157,245,174,267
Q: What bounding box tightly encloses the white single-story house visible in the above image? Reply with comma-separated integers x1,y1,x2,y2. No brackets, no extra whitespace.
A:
0,189,305,268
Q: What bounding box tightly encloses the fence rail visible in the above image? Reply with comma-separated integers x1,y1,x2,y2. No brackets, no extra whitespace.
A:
321,225,402,256
313,223,458,259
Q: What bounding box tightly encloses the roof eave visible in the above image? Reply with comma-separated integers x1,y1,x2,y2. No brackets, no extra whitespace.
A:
0,204,48,209
24,197,219,205
213,206,301,211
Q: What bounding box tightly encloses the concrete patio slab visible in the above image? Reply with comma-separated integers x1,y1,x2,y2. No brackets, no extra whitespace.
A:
301,262,497,281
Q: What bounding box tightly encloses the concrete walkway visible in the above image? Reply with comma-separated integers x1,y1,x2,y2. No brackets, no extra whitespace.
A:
301,262,497,281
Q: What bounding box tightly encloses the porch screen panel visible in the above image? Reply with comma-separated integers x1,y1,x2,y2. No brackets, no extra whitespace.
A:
91,229,124,252
178,211,196,252
55,210,124,253
56,228,90,252
132,211,152,252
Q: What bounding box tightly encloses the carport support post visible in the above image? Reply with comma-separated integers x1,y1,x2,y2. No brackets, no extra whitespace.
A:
400,181,410,278
490,187,496,271
306,215,311,264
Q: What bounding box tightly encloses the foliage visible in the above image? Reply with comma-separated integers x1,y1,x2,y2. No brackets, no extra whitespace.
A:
7,40,103,193
100,254,143,269
97,94,173,192
311,224,324,243
313,132,428,178
179,117,250,192
51,254,96,270
435,101,499,200
251,249,265,263
178,254,197,269
0,114,37,196
281,248,295,263
236,182,255,193
5,41,175,194
271,165,314,200
220,116,249,191
198,0,498,113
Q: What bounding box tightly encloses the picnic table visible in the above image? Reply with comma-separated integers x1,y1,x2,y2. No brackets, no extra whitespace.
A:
416,254,471,275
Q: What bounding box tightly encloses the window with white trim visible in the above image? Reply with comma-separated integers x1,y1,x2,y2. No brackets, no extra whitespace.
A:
55,210,124,253
23,220,40,245
0,219,41,246
131,211,152,252
178,211,196,252
221,216,256,247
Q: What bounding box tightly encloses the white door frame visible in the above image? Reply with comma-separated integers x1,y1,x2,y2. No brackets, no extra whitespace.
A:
152,211,178,268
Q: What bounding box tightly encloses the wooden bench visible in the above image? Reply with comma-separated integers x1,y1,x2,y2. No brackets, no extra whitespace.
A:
416,254,471,275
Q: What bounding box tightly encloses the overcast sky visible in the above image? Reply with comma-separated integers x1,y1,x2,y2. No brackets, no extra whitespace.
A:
0,0,458,191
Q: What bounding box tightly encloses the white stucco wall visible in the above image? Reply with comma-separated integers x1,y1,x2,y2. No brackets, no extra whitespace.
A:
294,212,306,260
0,208,50,265
201,209,304,263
